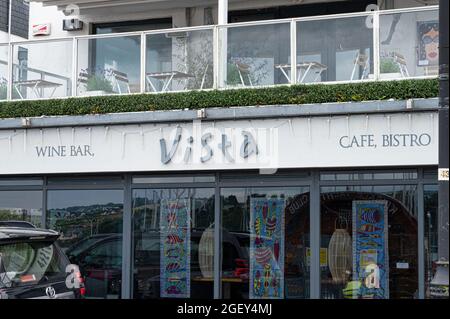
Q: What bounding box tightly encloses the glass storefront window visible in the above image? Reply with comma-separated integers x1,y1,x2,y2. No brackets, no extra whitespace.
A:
424,184,438,298
0,191,43,228
47,189,124,299
132,188,215,299
221,187,310,299
320,185,418,299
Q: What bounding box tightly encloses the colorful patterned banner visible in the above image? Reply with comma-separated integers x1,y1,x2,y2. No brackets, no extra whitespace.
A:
250,198,285,299
352,200,389,299
160,199,191,298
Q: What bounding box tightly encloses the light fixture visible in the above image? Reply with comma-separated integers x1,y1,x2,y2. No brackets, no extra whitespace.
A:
328,214,352,284
198,225,214,278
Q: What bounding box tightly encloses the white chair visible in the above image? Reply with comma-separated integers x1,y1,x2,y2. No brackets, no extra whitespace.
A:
110,69,131,94
235,61,253,87
351,52,370,81
392,52,410,78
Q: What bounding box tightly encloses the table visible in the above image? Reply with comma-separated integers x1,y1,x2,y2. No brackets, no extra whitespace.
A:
275,62,328,83
13,79,62,99
146,71,194,93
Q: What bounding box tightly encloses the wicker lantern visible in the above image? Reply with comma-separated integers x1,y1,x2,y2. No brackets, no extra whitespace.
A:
328,216,352,284
198,225,215,278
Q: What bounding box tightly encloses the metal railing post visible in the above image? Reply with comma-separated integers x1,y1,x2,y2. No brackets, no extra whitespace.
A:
373,10,381,81
71,37,78,97
213,26,219,90
140,33,146,94
216,25,228,89
290,19,297,85
7,43,13,101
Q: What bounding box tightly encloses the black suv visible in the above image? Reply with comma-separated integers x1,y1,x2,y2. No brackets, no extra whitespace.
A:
0,221,84,299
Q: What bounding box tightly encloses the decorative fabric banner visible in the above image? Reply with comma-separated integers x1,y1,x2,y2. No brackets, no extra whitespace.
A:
250,198,285,299
160,199,191,298
352,200,389,299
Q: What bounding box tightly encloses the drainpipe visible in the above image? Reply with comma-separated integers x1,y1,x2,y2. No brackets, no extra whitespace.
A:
431,0,449,299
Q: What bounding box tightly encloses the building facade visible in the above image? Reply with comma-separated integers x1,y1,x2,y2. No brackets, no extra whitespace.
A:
0,0,445,299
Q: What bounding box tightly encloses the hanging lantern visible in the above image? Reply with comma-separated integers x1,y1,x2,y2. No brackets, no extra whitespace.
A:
328,215,352,284
198,225,214,278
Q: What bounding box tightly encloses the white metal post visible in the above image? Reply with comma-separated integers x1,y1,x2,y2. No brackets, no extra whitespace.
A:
7,44,13,101
8,0,12,38
71,37,78,97
6,0,13,100
372,11,381,81
290,19,297,85
213,26,219,90
140,33,147,93
217,0,228,89
218,0,228,25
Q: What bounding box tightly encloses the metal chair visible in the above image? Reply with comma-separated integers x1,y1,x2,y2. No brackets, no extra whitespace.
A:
235,61,253,87
351,52,370,81
110,69,131,94
392,52,410,78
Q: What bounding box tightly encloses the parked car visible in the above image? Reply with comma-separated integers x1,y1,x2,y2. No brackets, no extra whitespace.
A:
0,221,85,299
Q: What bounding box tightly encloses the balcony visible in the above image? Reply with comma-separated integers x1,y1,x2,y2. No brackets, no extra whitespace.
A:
0,6,439,102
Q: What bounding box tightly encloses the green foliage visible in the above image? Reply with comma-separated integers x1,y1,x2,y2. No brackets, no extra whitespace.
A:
86,74,114,93
0,79,439,119
380,58,401,74
226,63,243,86
0,83,6,100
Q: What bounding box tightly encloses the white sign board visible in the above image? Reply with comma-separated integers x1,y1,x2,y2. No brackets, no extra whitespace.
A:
0,113,438,175
32,24,51,36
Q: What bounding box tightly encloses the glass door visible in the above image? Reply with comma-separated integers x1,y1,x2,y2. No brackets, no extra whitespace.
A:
132,188,215,299
220,186,310,299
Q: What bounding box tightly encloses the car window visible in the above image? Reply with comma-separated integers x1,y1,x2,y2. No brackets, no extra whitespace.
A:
85,239,122,269
0,241,68,289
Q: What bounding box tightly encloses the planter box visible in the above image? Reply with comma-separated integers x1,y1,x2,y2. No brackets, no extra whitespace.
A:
82,90,111,96
380,72,403,80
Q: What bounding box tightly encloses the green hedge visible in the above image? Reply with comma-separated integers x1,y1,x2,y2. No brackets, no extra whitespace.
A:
0,79,439,119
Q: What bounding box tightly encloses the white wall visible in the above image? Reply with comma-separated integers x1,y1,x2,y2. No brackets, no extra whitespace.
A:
25,0,440,40
29,2,88,39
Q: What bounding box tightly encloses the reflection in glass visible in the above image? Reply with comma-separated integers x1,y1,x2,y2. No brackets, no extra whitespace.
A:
0,191,43,228
132,188,215,299
146,30,214,92
47,190,124,299
297,16,373,83
221,187,310,299
77,36,141,95
424,184,438,298
320,185,418,299
11,41,73,100
0,45,7,100
379,10,439,79
223,23,290,88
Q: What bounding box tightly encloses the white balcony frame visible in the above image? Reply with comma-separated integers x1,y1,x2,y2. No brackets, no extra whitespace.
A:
0,5,439,102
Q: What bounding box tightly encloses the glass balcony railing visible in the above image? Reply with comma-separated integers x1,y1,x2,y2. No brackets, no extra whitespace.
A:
0,44,8,101
77,35,141,96
297,14,374,83
379,9,439,79
219,22,291,88
146,27,214,92
11,39,73,100
0,6,439,101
